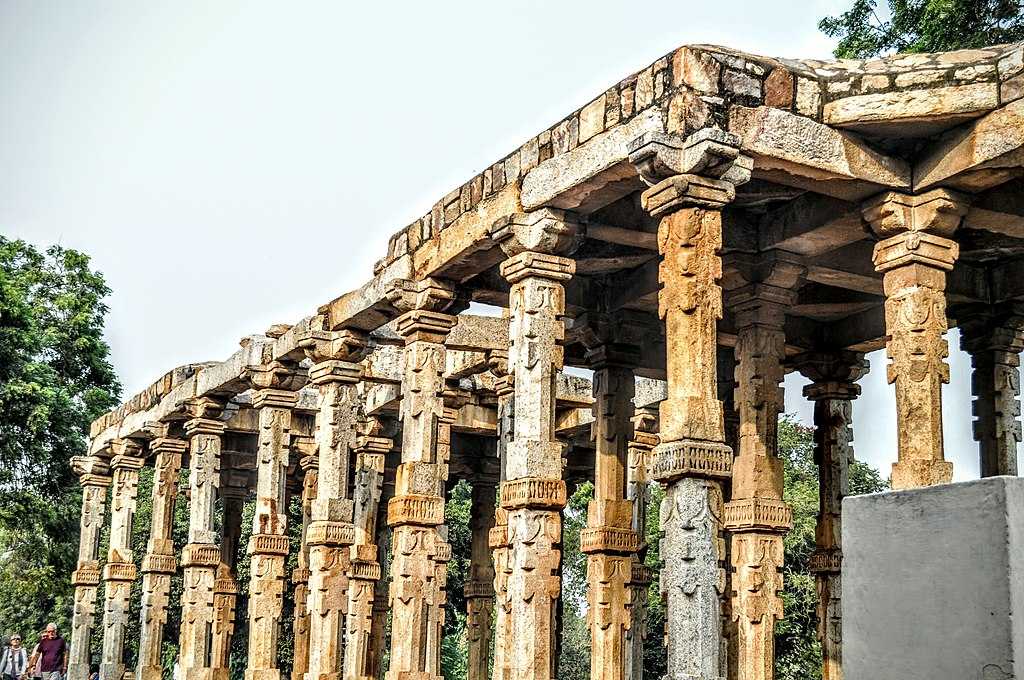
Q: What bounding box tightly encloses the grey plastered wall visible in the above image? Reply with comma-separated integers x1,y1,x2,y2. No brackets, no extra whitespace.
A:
843,477,1024,680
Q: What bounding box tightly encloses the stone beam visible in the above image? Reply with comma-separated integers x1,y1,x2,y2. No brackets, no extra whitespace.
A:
963,179,1024,238
914,99,1024,193
728,105,911,200
758,194,863,256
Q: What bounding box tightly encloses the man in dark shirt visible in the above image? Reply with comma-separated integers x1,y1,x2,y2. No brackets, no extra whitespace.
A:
28,625,65,680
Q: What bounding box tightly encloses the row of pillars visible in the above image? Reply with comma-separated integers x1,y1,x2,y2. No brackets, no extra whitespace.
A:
70,128,1022,680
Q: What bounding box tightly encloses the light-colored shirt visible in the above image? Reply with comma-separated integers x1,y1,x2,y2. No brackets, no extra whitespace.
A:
1,646,28,676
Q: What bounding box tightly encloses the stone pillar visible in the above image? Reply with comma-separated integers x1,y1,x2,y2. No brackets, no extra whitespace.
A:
465,481,496,680
580,339,639,680
486,352,514,680
384,278,459,680
862,189,968,489
292,442,319,680
299,329,368,680
179,398,227,680
100,440,145,680
343,417,391,680
793,352,867,680
488,209,582,680
244,362,305,680
211,485,245,680
69,455,112,680
725,254,803,680
136,434,187,680
959,308,1024,478
624,408,657,680
367,482,393,680
627,128,753,680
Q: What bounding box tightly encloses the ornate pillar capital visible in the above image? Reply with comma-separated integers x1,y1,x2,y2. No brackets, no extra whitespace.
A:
488,207,583,257
72,454,111,487
861,188,970,239
791,351,868,402
628,128,753,216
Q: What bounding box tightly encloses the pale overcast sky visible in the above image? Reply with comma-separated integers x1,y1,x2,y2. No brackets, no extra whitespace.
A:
3,1,1018,480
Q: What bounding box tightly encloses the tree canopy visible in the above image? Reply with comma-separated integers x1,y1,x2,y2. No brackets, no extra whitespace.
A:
820,0,1024,58
0,237,120,641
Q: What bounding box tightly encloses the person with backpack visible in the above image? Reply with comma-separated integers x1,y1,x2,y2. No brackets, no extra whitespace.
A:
0,634,28,680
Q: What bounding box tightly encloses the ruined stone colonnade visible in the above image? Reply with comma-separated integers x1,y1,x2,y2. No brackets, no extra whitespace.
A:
72,39,1024,680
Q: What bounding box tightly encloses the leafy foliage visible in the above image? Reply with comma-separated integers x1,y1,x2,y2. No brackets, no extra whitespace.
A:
820,0,1024,58
0,237,119,644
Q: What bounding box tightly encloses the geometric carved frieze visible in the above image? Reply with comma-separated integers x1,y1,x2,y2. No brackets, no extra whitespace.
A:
579,526,641,555
305,520,356,547
628,561,653,587
141,553,178,574
724,497,794,532
72,562,101,586
102,561,138,582
181,543,222,567
250,533,291,556
808,548,843,574
387,494,446,527
349,560,382,582
463,579,495,599
650,439,733,482
291,568,311,585
488,523,509,550
498,478,568,510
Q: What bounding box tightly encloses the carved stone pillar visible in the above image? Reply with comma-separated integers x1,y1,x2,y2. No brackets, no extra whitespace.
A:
179,398,227,680
624,408,657,680
68,455,111,680
100,440,145,680
244,362,305,680
488,209,581,680
627,128,753,680
581,339,639,680
136,434,187,680
299,329,368,680
385,278,459,680
367,482,393,680
793,352,867,680
292,443,319,680
959,307,1024,477
862,189,968,489
465,481,496,680
343,417,391,680
725,255,803,680
211,485,246,680
488,359,514,680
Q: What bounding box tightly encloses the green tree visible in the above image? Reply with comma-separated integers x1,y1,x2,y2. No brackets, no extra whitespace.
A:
0,237,120,641
820,0,1024,58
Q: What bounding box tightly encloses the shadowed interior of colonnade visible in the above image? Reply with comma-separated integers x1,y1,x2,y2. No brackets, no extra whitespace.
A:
69,38,1024,680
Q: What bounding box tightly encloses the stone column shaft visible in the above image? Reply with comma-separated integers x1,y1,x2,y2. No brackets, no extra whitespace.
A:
385,288,457,680
624,409,657,680
245,380,300,680
465,482,496,680
863,189,968,489
302,347,363,680
180,401,226,680
211,490,244,680
292,448,318,680
137,436,187,680
367,490,393,680
344,419,390,680
489,371,514,680
583,360,638,680
69,455,112,680
100,440,145,680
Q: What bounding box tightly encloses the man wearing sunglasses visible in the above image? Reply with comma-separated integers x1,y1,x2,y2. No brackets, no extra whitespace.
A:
0,634,28,680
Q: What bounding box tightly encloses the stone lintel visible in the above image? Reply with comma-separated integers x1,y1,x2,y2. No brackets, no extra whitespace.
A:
650,439,732,482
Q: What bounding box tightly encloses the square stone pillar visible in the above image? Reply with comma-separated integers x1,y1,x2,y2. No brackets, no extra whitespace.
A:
100,440,145,680
136,434,187,680
627,128,753,680
244,361,304,680
68,455,112,680
844,477,1024,679
862,189,968,489
624,408,658,680
465,481,497,680
291,443,318,680
384,278,460,680
488,209,581,680
179,398,227,680
299,328,368,680
793,352,868,680
488,360,514,680
343,417,391,680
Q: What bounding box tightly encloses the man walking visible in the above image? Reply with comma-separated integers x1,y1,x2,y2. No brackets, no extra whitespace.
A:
27,625,66,680
0,634,28,680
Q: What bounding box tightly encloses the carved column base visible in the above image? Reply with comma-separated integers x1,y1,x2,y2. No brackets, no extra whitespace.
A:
891,459,953,490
